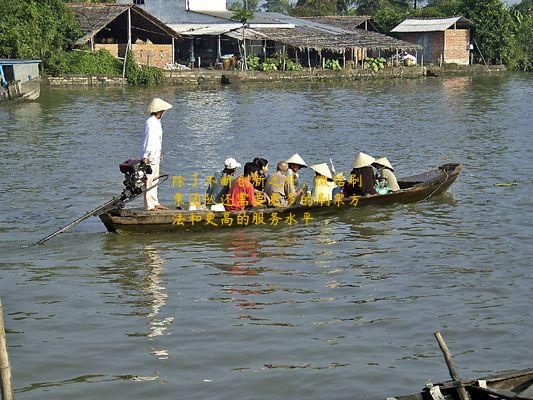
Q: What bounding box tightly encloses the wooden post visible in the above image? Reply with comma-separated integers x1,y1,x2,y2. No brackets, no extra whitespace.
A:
127,8,132,49
343,49,346,68
319,49,323,69
242,24,247,70
172,37,175,64
307,47,311,70
0,299,14,400
434,332,471,400
295,48,299,64
122,45,128,84
217,35,221,61
90,37,94,51
282,45,286,71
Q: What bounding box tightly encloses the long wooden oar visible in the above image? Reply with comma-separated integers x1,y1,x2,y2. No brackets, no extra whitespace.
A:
434,331,471,400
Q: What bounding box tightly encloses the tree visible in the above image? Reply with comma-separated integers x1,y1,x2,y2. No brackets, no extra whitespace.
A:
262,0,295,14
462,0,516,65
509,0,532,70
0,0,81,71
231,5,254,70
229,0,259,11
426,0,463,15
292,0,337,16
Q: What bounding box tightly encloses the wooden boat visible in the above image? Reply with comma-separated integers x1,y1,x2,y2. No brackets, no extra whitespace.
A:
390,368,533,400
99,163,462,234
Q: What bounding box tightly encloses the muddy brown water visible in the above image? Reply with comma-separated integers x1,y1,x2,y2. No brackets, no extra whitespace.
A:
0,74,532,399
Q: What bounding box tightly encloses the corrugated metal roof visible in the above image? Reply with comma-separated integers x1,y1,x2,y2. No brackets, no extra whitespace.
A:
391,17,467,32
168,23,241,36
0,59,41,65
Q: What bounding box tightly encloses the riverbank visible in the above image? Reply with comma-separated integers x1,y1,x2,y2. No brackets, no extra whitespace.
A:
44,66,425,87
427,64,507,76
43,64,510,87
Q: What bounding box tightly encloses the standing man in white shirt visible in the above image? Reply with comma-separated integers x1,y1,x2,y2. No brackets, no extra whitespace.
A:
141,98,173,211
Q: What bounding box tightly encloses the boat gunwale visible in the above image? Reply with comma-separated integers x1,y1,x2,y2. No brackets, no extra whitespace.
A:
99,163,462,232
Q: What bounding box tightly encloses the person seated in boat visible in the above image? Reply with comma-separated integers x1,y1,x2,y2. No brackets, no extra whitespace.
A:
343,152,377,197
310,163,337,202
206,157,241,211
226,162,258,211
265,161,305,207
375,176,391,195
373,157,400,192
286,153,308,189
252,157,269,192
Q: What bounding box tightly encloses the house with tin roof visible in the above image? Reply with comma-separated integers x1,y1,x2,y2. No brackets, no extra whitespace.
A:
391,16,473,65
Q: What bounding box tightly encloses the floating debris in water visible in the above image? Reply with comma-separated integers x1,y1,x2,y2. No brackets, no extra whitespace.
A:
494,181,519,187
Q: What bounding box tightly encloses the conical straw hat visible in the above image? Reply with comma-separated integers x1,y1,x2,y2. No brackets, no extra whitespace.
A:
373,157,394,171
147,98,173,114
286,153,308,168
310,163,333,179
351,152,375,168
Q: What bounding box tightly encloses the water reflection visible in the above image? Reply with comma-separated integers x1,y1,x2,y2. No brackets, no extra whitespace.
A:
98,238,172,359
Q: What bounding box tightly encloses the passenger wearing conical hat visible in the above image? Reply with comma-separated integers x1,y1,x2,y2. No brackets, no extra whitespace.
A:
343,152,378,197
310,163,338,202
373,157,400,192
265,161,305,207
141,98,173,211
286,153,307,189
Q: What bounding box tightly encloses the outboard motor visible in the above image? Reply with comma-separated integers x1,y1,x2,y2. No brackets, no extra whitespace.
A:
119,159,153,199
34,159,166,245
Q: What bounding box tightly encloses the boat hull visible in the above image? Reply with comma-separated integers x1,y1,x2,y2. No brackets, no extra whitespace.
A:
99,163,462,234
391,368,533,400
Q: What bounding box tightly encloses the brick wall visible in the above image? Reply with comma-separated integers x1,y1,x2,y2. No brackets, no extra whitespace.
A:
94,44,121,58
94,43,173,68
444,29,470,65
131,44,173,68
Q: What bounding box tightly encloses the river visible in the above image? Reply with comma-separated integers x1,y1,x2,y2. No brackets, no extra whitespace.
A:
0,74,532,400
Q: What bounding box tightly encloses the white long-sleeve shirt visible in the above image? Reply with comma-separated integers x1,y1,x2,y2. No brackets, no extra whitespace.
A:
141,115,163,163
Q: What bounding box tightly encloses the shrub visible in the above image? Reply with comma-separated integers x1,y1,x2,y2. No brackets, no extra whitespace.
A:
125,51,163,86
46,49,122,76
363,57,386,72
324,59,342,70
285,59,303,71
246,55,261,70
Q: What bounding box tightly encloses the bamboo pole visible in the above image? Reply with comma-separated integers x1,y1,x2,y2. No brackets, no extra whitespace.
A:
122,45,128,84
0,298,14,400
343,49,346,69
434,331,471,400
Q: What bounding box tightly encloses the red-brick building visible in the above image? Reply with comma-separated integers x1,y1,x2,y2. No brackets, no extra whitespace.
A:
68,4,180,68
391,17,473,66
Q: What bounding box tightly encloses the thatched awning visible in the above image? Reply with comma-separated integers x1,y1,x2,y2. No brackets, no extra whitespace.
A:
67,3,179,45
230,26,421,52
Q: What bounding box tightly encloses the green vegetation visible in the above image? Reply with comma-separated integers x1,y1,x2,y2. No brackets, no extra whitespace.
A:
363,57,386,71
0,0,81,71
324,59,342,70
47,49,122,76
125,51,163,86
246,55,262,70
245,55,303,71
285,59,304,71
